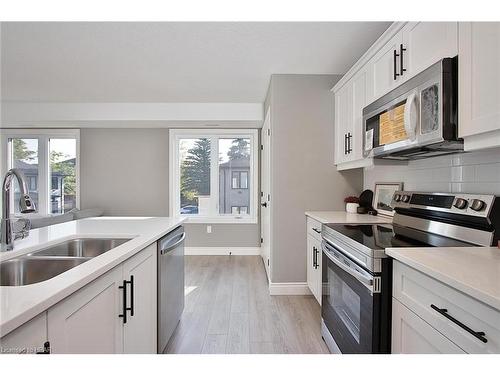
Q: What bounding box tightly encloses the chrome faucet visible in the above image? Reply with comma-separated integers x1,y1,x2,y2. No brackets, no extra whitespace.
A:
1,168,37,251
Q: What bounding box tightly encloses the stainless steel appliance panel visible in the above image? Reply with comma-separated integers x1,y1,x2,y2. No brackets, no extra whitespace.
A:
157,226,185,353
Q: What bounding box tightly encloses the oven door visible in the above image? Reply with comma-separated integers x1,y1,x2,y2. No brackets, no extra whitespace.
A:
321,240,381,354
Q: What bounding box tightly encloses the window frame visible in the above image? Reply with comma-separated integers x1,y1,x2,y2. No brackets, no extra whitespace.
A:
169,129,258,224
0,128,80,216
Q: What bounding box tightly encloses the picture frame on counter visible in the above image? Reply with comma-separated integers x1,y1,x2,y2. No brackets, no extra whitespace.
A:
373,182,403,217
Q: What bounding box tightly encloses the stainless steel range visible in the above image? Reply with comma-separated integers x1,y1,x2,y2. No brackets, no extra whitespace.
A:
320,191,500,354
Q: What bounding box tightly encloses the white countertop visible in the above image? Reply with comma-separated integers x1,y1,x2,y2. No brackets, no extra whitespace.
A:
386,246,500,311
0,216,185,336
305,210,392,224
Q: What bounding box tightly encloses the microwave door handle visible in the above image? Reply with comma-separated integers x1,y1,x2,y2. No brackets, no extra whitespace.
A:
321,242,374,289
404,91,418,141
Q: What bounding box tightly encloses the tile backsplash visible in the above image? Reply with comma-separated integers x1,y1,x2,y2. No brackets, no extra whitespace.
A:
363,149,500,195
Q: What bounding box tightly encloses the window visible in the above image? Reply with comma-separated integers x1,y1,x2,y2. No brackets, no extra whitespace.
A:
231,171,248,189
170,129,258,223
0,129,80,216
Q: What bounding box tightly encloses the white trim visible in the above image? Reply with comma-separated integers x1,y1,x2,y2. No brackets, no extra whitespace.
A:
184,247,261,256
336,157,374,171
0,128,80,216
268,282,312,296
2,102,263,125
169,128,259,224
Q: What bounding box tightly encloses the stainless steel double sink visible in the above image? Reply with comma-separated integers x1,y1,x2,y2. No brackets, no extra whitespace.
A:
0,238,130,287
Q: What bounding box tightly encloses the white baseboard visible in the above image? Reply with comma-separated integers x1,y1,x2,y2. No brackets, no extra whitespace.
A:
269,282,312,296
184,247,261,256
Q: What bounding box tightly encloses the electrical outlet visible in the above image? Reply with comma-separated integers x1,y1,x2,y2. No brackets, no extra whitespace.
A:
207,225,212,234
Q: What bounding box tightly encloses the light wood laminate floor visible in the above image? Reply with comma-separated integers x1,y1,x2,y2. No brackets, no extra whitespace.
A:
164,255,329,354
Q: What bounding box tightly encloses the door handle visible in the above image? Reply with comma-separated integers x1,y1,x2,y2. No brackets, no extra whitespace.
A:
312,246,317,268
400,44,406,76
129,275,134,317
118,277,134,323
118,279,128,324
160,233,186,254
430,304,487,343
261,202,268,207
313,247,320,269
393,49,400,80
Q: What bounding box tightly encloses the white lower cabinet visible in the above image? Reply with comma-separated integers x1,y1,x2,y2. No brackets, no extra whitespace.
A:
0,313,48,354
392,298,465,354
47,243,157,354
306,217,322,304
48,266,124,354
122,244,157,354
392,261,500,354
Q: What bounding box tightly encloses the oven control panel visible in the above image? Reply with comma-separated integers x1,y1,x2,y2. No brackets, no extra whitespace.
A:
391,191,497,218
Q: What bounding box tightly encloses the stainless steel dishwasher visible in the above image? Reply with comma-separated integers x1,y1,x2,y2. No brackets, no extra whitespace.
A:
157,225,185,353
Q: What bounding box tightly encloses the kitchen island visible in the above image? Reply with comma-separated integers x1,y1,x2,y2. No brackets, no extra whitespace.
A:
0,216,185,353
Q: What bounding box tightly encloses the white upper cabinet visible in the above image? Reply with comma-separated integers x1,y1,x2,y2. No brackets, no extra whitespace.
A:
333,22,464,170
334,82,353,165
369,32,403,100
334,71,368,170
459,22,500,151
401,22,458,81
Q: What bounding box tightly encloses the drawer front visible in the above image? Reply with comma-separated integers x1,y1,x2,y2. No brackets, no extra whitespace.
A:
392,298,465,354
306,217,323,241
393,261,500,353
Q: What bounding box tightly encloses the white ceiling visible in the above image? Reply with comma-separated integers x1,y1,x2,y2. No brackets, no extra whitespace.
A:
1,22,390,103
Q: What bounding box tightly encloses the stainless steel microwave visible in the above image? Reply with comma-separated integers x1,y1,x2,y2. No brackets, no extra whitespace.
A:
363,57,462,160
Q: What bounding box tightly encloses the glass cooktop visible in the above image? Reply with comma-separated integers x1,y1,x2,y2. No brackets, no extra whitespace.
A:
323,223,478,250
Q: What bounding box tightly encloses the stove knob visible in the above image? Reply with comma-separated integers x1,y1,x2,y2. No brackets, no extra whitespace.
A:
470,199,486,212
402,195,411,203
394,194,401,202
453,198,468,209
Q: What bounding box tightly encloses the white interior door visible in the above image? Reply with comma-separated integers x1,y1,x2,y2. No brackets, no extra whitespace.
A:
260,109,271,281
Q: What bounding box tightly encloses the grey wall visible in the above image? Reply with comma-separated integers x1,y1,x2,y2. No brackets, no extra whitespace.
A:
80,128,260,247
267,74,363,284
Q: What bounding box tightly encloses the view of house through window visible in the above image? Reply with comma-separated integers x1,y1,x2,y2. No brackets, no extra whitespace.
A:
11,138,39,214
219,138,250,215
3,131,79,216
172,130,257,222
49,138,77,214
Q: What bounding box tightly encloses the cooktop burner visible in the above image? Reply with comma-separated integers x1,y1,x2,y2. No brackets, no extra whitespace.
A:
323,223,478,250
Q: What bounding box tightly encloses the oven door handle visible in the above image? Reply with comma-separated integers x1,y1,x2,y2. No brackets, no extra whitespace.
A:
321,242,374,289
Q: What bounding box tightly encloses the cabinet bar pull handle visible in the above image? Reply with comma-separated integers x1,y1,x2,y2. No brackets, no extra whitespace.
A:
312,246,317,268
430,304,487,343
400,44,407,76
129,275,134,317
393,49,400,80
312,227,321,234
118,280,128,324
344,133,348,155
314,247,320,269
